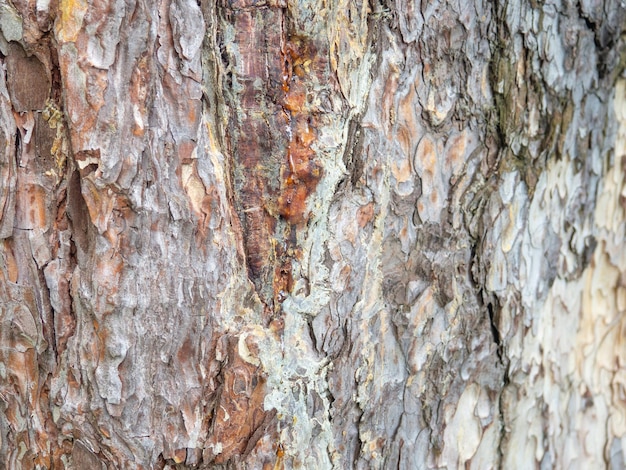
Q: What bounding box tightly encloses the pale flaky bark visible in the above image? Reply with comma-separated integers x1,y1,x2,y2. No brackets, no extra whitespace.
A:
0,0,625,468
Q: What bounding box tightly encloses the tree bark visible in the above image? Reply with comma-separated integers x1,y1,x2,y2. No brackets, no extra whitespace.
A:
0,0,625,468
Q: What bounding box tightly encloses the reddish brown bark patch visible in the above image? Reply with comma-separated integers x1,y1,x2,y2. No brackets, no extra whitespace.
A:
220,4,286,305
5,42,50,112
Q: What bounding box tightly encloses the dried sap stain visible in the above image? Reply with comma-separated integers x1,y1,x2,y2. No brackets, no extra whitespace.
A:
271,38,324,307
278,38,323,225
223,3,322,310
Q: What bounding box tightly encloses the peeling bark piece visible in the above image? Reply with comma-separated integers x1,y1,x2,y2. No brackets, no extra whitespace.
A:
5,42,49,112
0,3,23,42
170,0,206,61
71,441,105,470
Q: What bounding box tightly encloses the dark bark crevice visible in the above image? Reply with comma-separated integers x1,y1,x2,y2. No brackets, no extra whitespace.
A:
65,170,93,262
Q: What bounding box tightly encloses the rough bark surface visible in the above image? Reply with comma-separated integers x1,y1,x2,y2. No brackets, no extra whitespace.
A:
0,0,625,468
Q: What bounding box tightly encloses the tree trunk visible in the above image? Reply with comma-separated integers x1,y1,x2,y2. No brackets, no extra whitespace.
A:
1,0,625,468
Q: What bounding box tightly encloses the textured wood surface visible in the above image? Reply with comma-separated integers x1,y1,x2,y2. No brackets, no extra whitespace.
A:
0,0,625,468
